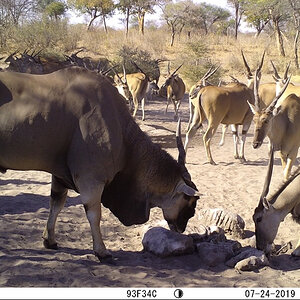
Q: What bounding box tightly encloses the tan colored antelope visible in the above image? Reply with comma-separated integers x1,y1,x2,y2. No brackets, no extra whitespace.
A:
253,147,300,257
248,67,300,180
160,64,186,120
184,51,265,164
187,66,220,131
206,56,277,148
114,65,149,121
271,61,300,101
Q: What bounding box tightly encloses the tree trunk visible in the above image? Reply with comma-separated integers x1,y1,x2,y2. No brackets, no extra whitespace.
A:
178,24,185,40
87,10,98,31
125,8,130,38
170,27,175,46
254,20,269,38
273,18,286,57
234,5,239,39
294,29,300,69
103,15,108,34
87,17,96,30
138,11,145,35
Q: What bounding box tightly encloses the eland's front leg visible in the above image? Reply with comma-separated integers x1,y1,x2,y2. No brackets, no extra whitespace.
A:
80,184,112,262
43,175,68,249
238,124,250,162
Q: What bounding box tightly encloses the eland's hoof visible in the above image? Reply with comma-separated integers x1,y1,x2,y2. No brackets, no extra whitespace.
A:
43,239,58,250
94,251,116,265
239,157,246,163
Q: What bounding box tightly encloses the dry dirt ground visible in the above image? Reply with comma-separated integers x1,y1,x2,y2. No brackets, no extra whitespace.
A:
0,95,299,290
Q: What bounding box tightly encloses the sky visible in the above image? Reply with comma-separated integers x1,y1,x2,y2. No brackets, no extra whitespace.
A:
68,0,232,29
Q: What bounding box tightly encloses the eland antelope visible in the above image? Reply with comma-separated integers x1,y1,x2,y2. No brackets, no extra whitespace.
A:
248,68,300,180
114,65,149,121
184,51,265,164
0,67,200,262
253,147,300,257
271,61,300,101
187,66,220,131
160,64,186,120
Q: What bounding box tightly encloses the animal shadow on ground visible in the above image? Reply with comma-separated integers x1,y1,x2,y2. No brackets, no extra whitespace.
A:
0,178,50,186
269,254,300,272
6,245,299,273
0,193,81,215
2,246,228,273
244,157,282,166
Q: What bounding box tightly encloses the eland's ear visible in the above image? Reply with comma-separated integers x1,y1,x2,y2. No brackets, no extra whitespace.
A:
176,183,202,198
262,197,272,210
273,105,281,116
247,100,257,114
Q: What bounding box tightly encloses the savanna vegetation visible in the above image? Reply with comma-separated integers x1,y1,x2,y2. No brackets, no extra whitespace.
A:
1,0,300,88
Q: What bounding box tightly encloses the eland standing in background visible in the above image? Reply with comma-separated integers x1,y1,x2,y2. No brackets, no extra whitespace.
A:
160,64,186,120
248,68,300,180
184,51,265,164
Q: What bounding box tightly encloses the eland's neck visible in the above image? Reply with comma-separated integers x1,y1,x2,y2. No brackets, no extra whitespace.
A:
268,173,300,220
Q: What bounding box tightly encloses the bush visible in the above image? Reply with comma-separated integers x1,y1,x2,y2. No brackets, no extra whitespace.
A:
178,40,223,87
8,19,80,53
117,45,161,83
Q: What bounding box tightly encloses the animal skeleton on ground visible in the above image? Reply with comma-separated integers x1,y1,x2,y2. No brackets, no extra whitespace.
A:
0,67,200,262
184,51,265,165
114,64,149,121
248,68,300,180
253,146,300,257
160,64,186,120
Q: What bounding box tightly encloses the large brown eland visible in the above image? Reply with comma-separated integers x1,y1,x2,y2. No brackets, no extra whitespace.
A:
114,65,149,121
253,147,300,257
0,67,200,262
160,64,186,120
184,52,265,165
248,68,300,180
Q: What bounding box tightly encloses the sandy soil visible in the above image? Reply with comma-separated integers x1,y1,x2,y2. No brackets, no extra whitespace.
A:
0,96,299,290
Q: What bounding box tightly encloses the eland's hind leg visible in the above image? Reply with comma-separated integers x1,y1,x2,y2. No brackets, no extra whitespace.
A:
184,109,202,154
219,124,228,146
43,175,68,249
165,96,171,114
203,124,218,165
132,97,139,118
187,98,194,131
